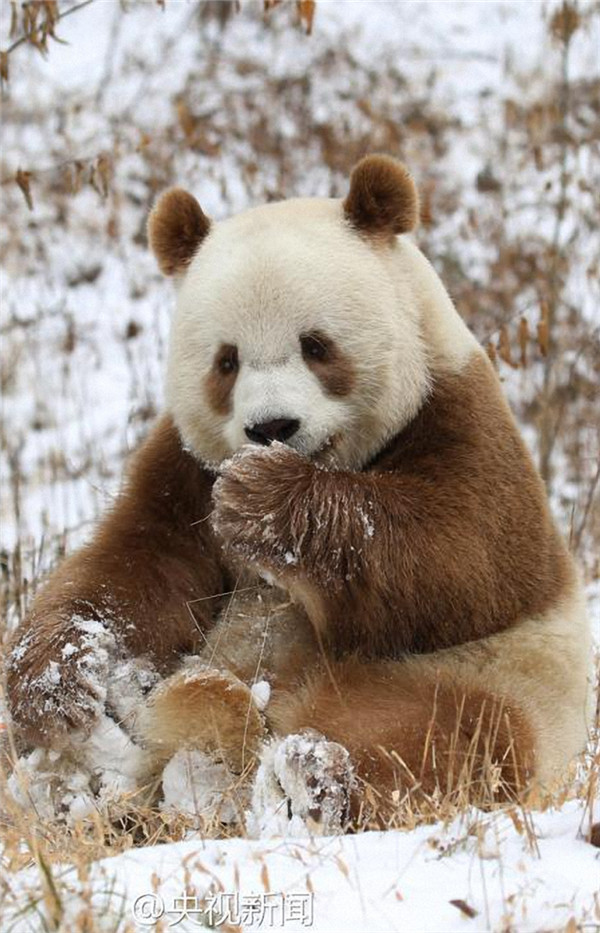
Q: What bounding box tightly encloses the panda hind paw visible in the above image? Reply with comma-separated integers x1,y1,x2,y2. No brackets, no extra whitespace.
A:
249,731,354,837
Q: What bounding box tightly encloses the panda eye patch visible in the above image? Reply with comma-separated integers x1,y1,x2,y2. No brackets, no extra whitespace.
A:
216,344,239,375
300,332,330,363
301,330,355,397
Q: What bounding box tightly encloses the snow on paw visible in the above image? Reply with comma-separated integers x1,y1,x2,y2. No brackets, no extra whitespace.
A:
6,617,115,746
210,442,309,566
140,665,266,774
7,746,96,824
105,654,161,738
249,731,354,838
160,749,246,827
6,713,154,825
80,712,154,805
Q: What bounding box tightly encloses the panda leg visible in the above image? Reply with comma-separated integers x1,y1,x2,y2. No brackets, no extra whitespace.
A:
256,657,535,830
139,666,266,775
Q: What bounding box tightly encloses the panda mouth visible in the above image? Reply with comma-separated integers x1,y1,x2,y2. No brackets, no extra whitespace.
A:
310,434,339,465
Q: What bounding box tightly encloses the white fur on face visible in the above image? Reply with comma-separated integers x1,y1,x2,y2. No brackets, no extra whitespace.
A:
165,197,475,469
225,357,349,460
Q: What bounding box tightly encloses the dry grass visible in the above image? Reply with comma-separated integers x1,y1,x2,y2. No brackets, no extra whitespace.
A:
1,1,599,929
1,684,598,930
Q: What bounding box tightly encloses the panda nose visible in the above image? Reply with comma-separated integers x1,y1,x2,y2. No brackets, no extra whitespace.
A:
245,418,301,446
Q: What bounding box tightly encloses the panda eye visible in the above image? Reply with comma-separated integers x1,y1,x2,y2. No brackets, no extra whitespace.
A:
216,344,238,375
300,332,329,363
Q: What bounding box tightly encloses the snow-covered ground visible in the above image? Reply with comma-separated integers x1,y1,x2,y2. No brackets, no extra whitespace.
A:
1,2,599,931
4,800,599,932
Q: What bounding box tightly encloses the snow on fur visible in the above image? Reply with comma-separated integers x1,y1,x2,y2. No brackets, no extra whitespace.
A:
1,3,599,932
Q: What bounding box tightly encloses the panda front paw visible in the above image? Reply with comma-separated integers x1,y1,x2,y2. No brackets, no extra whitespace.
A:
248,731,354,837
211,442,313,570
6,617,116,747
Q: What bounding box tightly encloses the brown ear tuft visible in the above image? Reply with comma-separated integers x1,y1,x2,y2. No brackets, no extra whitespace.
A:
343,154,419,238
148,188,211,276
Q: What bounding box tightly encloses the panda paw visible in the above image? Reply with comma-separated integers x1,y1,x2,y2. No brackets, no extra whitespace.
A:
6,617,115,747
211,442,312,567
248,731,354,837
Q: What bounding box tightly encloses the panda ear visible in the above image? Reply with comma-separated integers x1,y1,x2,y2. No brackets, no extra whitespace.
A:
343,155,419,239
148,188,211,276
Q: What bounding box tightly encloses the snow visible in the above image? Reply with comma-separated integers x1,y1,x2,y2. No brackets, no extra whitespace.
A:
251,680,271,712
4,800,599,932
1,1,599,930
357,504,375,540
161,749,239,825
249,733,355,840
1,0,598,554
7,709,151,824
5,647,163,823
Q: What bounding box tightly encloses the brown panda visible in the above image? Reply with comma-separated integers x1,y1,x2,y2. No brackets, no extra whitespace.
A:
5,155,593,833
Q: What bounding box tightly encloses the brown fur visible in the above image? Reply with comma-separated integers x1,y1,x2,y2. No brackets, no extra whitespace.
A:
267,658,536,812
301,330,356,397
142,667,264,773
204,344,239,415
343,154,419,239
148,188,211,276
212,352,574,658
5,353,572,778
204,333,354,416
5,416,227,746
4,155,579,820
194,582,320,691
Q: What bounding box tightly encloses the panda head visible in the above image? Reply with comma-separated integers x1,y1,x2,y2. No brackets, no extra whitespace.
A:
149,156,449,471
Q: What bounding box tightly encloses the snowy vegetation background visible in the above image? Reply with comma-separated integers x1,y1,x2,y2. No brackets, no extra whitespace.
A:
0,2,599,931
